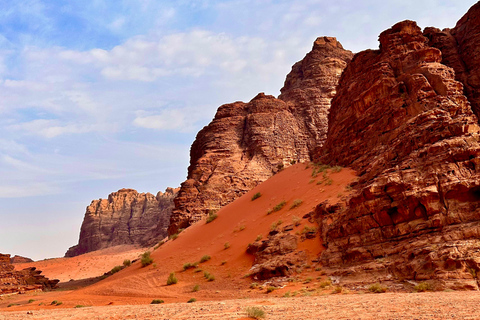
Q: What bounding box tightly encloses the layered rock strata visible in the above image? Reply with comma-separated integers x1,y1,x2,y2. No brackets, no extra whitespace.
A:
0,253,59,294
316,19,480,289
169,38,352,234
66,188,177,257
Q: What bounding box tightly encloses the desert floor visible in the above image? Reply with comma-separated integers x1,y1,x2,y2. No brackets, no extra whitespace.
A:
1,292,480,319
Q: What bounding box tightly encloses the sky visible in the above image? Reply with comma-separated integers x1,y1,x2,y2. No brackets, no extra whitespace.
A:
0,0,476,261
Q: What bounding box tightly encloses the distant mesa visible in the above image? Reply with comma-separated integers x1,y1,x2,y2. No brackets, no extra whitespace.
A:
65,187,178,257
10,255,34,264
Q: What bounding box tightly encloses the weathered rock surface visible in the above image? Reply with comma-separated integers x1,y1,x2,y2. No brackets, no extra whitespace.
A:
10,255,33,264
66,188,177,257
316,18,480,289
247,232,307,280
0,253,59,295
424,2,480,121
169,38,352,234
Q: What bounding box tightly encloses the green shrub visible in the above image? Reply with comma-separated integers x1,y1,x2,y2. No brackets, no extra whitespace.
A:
151,299,164,304
331,165,343,173
255,234,263,241
415,282,433,292
167,272,178,285
206,211,218,224
28,299,35,303
183,262,198,270
251,192,262,201
193,284,200,292
224,242,230,249
250,282,258,289
266,286,275,293
141,251,153,267
169,233,179,240
302,225,317,234
203,271,215,281
110,265,123,274
123,259,131,267
154,240,165,250
304,277,313,284
187,298,197,303
245,306,266,319
200,255,211,263
74,305,86,308
290,199,303,209
325,178,333,185
333,286,343,294
368,283,387,293
270,220,283,231
319,280,331,288
51,300,58,305
273,201,286,212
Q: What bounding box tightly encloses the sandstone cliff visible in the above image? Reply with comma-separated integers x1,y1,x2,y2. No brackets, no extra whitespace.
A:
65,188,177,257
316,17,480,289
169,38,353,234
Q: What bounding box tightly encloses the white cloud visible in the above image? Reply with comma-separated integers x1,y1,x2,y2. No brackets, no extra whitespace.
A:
133,108,198,132
8,119,100,138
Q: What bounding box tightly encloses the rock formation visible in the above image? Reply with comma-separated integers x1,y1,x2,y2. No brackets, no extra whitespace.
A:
169,38,353,234
65,188,177,257
316,17,480,289
10,255,33,264
0,253,59,294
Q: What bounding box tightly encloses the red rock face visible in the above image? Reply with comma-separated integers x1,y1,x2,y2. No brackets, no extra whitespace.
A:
10,255,34,264
65,188,177,257
0,253,58,294
169,39,352,234
317,19,480,289
424,2,480,121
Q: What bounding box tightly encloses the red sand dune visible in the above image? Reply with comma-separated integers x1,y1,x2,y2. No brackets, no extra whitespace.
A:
1,163,355,310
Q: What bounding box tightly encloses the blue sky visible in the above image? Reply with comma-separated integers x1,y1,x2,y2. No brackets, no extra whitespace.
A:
0,0,475,260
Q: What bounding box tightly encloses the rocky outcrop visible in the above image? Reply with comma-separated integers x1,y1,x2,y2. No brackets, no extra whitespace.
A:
10,255,33,264
0,253,59,295
424,2,480,121
66,188,177,257
247,231,307,280
316,18,480,289
169,38,353,234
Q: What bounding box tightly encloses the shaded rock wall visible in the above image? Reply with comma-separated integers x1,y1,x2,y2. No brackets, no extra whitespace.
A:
66,188,177,257
169,38,352,234
316,17,480,289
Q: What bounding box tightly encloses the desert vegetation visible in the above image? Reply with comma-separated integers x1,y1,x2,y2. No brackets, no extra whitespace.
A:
251,192,262,201
141,251,153,267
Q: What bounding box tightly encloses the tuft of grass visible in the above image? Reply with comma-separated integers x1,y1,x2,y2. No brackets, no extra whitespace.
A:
255,234,263,241
239,225,246,231
206,211,218,224
74,305,86,308
251,192,262,201
292,216,301,226
319,280,332,288
266,286,275,293
290,199,303,209
187,298,197,303
152,263,157,268
167,272,178,285
169,233,179,240
183,262,198,270
414,282,433,292
283,291,291,298
151,299,164,304
224,242,230,250
203,271,215,281
332,286,343,294
325,178,333,186
51,300,63,306
141,251,153,267
110,265,123,274
200,255,211,263
302,225,317,234
221,260,227,265
304,277,313,284
28,299,35,304
193,284,200,292
270,220,283,231
123,259,131,267
331,165,343,173
245,306,266,319
368,283,387,293
194,268,202,273
273,201,287,212
154,240,165,250
250,282,258,289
